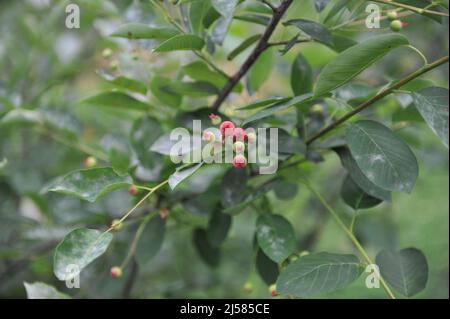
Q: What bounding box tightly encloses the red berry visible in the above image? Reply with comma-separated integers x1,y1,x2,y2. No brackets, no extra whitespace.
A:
128,185,138,196
202,130,216,143
232,128,248,142
209,113,222,125
220,121,235,137
159,208,169,220
233,155,247,169
269,284,277,297
110,266,122,279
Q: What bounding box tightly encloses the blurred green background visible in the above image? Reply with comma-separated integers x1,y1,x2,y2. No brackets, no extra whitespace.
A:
0,0,448,298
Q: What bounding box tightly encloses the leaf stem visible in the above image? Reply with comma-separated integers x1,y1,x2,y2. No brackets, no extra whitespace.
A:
369,0,448,17
406,45,429,65
107,179,168,232
302,180,396,299
120,211,158,269
306,55,449,145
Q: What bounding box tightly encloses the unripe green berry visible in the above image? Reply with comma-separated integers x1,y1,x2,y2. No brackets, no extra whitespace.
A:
247,132,257,143
233,141,245,154
311,104,324,113
387,10,398,21
102,48,113,59
299,250,310,257
83,156,97,168
390,20,403,32
288,255,299,263
243,282,253,293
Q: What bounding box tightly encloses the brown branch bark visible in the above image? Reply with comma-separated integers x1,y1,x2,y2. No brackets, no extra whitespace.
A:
211,0,294,111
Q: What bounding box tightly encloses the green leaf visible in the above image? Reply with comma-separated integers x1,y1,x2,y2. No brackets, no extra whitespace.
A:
346,120,419,193
223,178,280,214
256,248,279,285
248,49,274,91
277,252,364,298
284,19,333,46
24,282,71,299
237,97,290,110
153,34,205,52
54,228,113,280
273,180,299,200
169,163,204,190
341,174,383,210
110,23,179,40
256,214,296,263
150,76,182,108
376,248,428,297
182,61,242,92
277,129,306,155
212,0,238,18
135,216,166,267
314,0,331,12
228,34,261,61
234,14,271,26
207,210,232,247
193,228,220,267
412,87,449,148
108,148,130,176
291,53,313,96
97,71,147,95
315,34,409,96
165,81,219,97
82,92,149,111
243,94,313,125
0,158,7,173
334,147,392,202
189,0,211,35
130,116,163,172
221,168,248,207
43,168,132,203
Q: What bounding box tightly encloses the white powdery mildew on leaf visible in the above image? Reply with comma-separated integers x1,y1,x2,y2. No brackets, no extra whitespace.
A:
54,229,113,280
256,214,296,263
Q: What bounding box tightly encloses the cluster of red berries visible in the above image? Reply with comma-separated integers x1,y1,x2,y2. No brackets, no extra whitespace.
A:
204,114,256,169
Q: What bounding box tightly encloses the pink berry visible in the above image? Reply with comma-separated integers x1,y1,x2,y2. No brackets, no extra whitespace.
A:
232,128,248,142
202,131,216,143
233,155,247,169
220,121,235,137
128,185,138,196
269,284,277,297
110,266,122,279
209,113,222,125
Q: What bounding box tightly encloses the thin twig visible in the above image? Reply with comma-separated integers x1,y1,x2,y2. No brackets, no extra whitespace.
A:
211,0,295,111
369,0,448,17
306,55,449,145
303,180,397,299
